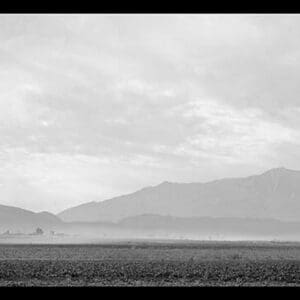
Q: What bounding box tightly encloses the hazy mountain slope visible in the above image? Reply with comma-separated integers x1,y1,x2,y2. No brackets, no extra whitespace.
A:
58,168,300,223
0,204,63,232
119,214,300,238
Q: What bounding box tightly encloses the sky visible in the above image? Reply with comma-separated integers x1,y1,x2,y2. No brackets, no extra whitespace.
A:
1,14,300,213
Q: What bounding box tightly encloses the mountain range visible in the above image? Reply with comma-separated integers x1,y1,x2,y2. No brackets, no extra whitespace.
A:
58,167,300,223
0,167,299,241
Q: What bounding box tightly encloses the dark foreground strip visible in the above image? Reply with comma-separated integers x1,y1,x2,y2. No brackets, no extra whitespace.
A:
0,259,299,286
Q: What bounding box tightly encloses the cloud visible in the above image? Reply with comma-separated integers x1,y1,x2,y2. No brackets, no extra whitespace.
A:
168,99,300,165
0,14,300,211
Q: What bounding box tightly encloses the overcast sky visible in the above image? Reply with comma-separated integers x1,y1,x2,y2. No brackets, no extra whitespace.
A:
1,14,300,213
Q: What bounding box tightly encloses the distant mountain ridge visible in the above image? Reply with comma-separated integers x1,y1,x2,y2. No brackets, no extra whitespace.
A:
58,167,300,223
0,204,62,232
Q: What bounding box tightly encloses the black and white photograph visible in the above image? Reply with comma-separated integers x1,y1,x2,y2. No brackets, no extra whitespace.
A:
0,13,299,287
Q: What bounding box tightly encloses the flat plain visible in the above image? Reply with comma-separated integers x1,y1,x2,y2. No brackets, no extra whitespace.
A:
0,241,299,286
